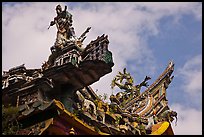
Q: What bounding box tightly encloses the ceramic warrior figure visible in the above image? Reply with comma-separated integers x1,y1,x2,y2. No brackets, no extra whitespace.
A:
49,5,77,49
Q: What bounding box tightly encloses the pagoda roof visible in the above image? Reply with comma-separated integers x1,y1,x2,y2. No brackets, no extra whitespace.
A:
123,61,174,110
17,99,109,135
16,98,174,135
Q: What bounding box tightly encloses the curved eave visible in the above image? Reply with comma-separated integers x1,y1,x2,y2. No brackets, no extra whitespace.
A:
43,60,113,91
52,100,110,135
123,61,174,109
150,121,174,135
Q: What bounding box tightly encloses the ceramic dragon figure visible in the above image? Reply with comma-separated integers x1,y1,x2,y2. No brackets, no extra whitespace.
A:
110,68,151,105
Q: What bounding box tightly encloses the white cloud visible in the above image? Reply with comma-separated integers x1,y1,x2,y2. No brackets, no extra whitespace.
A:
71,2,201,98
136,2,202,22
177,54,202,95
174,55,202,110
2,2,63,70
170,103,202,135
3,2,200,71
169,55,202,135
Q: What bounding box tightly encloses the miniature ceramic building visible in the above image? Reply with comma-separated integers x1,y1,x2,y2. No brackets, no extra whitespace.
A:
2,4,177,135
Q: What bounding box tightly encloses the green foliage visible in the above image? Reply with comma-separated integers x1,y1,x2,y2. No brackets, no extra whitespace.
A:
115,115,122,125
109,107,114,114
2,105,21,135
103,93,108,101
94,126,100,132
138,124,146,135
136,116,142,123
73,109,80,118
98,95,103,100
98,93,108,102
111,78,116,89
109,105,118,114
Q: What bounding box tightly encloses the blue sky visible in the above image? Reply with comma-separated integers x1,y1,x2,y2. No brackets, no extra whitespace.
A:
148,13,202,109
2,2,202,135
